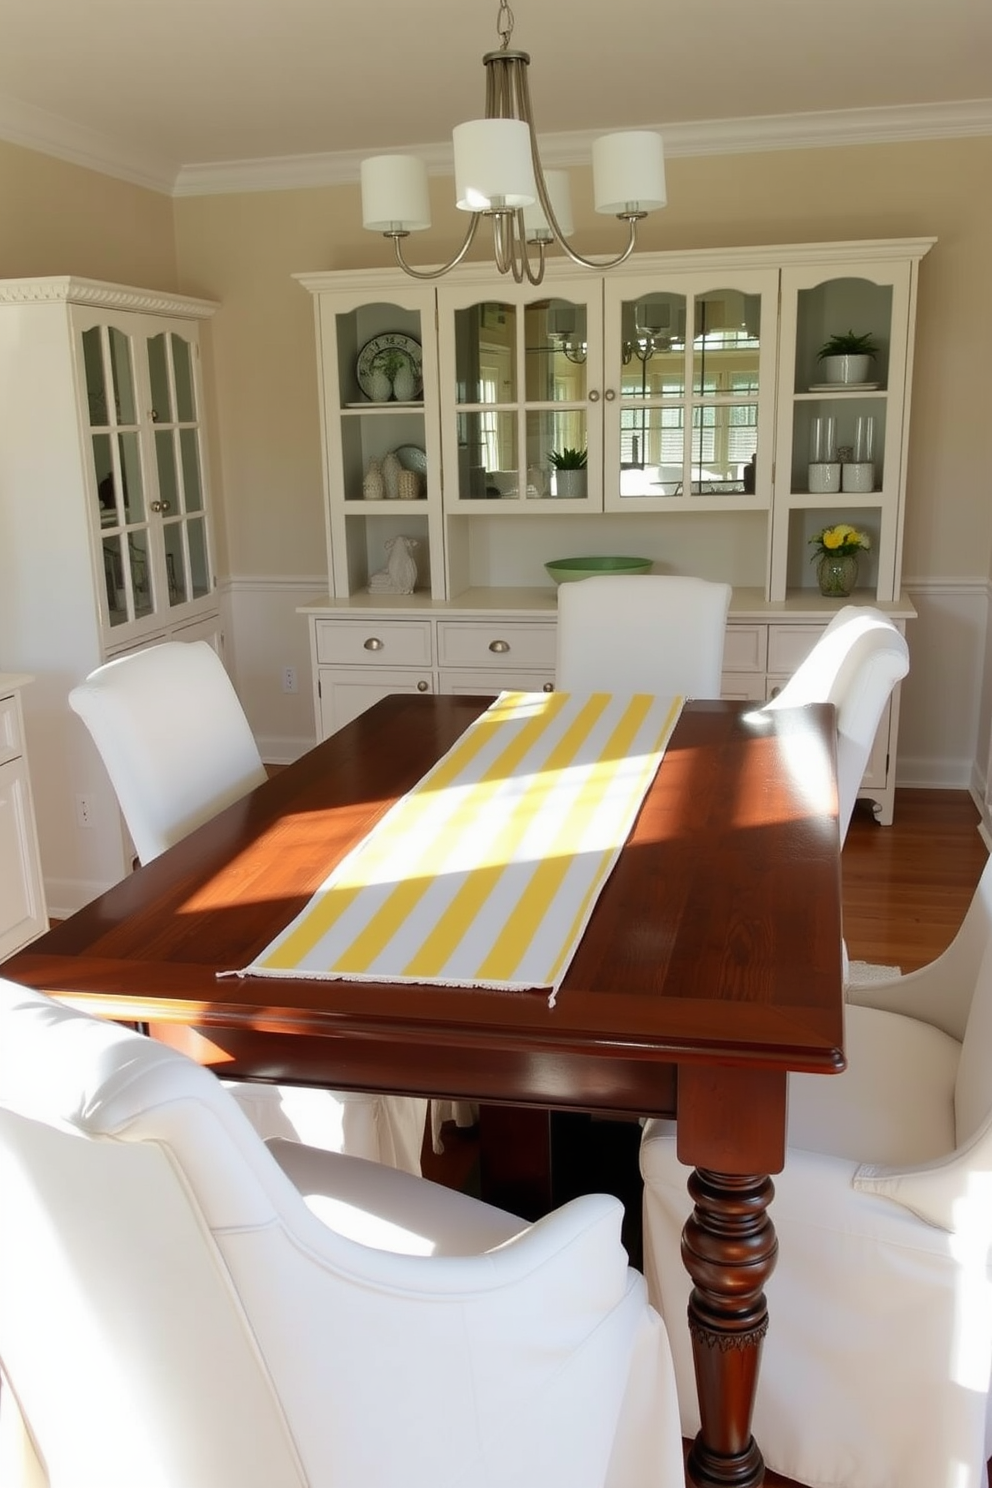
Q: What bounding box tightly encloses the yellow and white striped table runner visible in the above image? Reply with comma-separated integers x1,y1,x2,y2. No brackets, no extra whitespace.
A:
233,690,682,1003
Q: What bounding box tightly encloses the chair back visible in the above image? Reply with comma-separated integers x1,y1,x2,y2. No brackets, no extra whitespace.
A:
0,979,312,1487
762,606,909,842
555,574,732,696
69,640,267,863
0,979,681,1488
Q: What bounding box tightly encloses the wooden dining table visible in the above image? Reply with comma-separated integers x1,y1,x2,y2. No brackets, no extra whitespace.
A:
4,692,845,1488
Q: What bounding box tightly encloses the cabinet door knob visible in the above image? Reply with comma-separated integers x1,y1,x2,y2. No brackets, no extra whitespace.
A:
604,388,617,402
150,500,171,513
363,637,384,651
417,680,429,692
488,639,510,654
588,389,600,402
543,682,554,692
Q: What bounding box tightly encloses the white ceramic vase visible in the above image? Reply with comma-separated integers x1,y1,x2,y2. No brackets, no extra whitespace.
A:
381,450,402,502
362,458,385,501
369,368,392,402
392,360,416,402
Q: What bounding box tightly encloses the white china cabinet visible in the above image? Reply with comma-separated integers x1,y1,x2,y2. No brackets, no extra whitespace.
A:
0,675,46,961
0,277,221,912
297,238,932,823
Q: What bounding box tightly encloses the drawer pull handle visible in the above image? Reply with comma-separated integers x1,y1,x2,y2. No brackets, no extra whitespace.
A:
363,637,384,651
769,684,781,699
543,682,554,693
489,639,510,654
417,680,429,692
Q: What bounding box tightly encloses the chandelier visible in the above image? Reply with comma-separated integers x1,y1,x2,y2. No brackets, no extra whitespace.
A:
359,0,667,285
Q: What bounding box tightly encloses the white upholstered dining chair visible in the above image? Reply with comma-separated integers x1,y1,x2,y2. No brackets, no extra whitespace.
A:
555,574,732,696
761,603,909,844
0,978,685,1488
640,850,992,1488
68,640,427,1175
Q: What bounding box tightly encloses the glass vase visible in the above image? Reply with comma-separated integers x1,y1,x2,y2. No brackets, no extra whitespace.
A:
817,552,859,598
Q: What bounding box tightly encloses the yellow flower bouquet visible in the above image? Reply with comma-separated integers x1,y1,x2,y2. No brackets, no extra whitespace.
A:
808,523,871,561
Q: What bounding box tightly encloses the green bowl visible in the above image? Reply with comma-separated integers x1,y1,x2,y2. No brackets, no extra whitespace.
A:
544,556,653,585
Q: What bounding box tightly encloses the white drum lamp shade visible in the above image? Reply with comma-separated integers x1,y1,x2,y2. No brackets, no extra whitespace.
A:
361,155,432,232
453,119,536,211
593,132,667,215
523,170,575,241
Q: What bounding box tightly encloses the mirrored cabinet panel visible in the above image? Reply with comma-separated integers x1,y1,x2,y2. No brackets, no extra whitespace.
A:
440,286,601,510
604,269,776,511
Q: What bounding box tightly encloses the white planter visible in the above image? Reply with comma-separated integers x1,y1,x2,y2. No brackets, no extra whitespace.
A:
553,469,588,500
819,353,872,385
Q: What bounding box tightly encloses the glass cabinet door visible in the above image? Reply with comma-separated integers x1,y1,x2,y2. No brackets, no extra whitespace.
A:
82,324,154,629
81,318,214,634
146,329,213,609
439,282,603,509
603,269,777,513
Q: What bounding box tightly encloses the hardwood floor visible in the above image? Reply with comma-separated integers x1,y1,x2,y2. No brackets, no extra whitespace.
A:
426,787,991,1488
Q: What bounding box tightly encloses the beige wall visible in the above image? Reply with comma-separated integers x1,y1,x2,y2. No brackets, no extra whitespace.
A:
0,138,177,286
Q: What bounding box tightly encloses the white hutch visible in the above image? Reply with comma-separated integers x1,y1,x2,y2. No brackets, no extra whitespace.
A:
298,238,932,824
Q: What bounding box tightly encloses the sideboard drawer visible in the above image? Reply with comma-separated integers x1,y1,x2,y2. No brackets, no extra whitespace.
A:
314,619,433,667
436,621,556,670
767,624,825,674
723,624,767,674
0,693,24,768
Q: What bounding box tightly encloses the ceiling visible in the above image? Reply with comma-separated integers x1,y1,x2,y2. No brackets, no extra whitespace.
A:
0,0,988,194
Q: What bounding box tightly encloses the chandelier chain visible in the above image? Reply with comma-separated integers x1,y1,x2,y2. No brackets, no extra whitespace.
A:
496,0,514,50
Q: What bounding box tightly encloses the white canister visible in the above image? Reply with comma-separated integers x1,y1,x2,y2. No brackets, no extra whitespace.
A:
808,462,841,494
842,462,875,493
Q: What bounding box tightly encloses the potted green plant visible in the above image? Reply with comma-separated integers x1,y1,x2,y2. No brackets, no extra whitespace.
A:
549,446,588,499
816,330,880,387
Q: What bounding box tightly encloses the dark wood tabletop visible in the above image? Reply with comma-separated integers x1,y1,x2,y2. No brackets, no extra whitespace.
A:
4,692,844,1488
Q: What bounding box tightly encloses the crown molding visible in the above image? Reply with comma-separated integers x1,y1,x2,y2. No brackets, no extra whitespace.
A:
173,99,992,196
0,90,988,199
0,275,217,317
0,93,178,194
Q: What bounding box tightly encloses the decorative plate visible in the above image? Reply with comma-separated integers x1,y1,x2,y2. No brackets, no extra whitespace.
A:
808,382,880,392
356,333,423,401
394,444,427,474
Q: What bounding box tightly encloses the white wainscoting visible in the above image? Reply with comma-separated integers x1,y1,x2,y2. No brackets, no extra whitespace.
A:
222,575,325,765
897,578,989,794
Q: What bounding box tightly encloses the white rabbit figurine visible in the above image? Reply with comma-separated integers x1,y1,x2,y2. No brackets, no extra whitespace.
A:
368,534,419,594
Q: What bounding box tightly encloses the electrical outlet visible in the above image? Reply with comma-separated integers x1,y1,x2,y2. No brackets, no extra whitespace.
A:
282,665,298,694
75,794,95,829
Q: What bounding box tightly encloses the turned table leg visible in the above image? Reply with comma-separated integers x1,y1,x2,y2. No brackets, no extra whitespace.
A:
681,1167,777,1488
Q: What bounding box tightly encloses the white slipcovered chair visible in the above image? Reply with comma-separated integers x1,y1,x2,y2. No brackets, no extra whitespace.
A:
761,604,909,844
68,640,427,1175
555,574,732,696
0,979,684,1488
640,850,992,1488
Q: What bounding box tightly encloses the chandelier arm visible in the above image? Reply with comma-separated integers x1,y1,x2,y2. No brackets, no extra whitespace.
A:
522,95,645,271
388,215,482,281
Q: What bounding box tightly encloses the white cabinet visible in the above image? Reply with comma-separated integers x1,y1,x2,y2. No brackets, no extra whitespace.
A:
0,277,221,913
0,676,47,962
298,241,931,822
